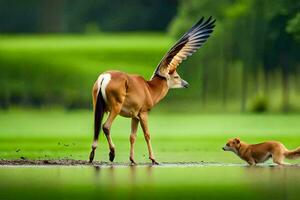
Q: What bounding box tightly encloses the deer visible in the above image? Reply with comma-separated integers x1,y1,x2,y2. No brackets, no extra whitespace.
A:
89,17,215,165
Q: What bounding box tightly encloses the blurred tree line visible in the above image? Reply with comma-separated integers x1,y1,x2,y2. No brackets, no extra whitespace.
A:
0,0,299,112
168,0,300,112
0,0,177,32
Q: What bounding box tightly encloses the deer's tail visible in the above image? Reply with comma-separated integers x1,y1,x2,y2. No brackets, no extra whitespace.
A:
94,83,105,143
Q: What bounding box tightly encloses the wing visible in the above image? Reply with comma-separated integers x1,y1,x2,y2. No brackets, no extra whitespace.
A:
153,17,216,77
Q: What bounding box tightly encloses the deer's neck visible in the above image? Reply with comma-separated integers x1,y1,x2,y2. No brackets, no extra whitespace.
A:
147,75,169,105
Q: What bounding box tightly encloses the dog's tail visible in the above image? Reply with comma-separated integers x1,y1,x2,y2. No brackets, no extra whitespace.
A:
284,147,300,160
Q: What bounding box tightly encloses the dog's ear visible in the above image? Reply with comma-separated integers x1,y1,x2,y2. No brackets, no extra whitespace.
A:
234,138,240,144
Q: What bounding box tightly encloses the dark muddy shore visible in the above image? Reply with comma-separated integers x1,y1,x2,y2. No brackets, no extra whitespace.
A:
1,159,299,167
0,159,236,167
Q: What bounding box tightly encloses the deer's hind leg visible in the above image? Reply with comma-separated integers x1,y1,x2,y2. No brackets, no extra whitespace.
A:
102,93,125,162
103,111,118,162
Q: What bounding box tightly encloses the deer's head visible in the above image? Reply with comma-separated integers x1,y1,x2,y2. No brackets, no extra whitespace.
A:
166,70,189,89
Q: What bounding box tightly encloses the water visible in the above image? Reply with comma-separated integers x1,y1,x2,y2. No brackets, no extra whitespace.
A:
1,164,300,200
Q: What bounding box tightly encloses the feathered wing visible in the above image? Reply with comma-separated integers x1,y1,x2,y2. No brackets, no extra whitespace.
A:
153,17,216,77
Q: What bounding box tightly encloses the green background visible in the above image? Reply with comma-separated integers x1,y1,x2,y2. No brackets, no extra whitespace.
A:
1,1,300,199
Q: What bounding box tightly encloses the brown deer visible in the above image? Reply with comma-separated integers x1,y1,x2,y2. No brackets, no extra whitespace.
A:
89,17,215,165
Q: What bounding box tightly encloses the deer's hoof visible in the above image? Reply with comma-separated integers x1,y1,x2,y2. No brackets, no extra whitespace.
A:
109,150,115,162
150,158,159,165
89,151,95,163
130,157,137,165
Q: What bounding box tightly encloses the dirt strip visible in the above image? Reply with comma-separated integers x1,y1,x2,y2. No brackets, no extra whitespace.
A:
0,159,96,166
0,159,239,167
0,159,299,167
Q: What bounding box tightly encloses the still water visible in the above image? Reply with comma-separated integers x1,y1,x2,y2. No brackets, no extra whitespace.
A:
0,164,299,200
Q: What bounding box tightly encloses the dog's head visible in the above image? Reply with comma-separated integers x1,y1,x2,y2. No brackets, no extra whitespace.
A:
222,138,241,153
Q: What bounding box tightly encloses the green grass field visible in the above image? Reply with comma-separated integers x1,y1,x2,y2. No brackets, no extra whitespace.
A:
1,33,299,111
1,109,300,163
0,34,173,108
1,110,300,199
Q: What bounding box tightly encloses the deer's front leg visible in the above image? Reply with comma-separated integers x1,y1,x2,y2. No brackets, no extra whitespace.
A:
139,112,159,165
129,118,139,165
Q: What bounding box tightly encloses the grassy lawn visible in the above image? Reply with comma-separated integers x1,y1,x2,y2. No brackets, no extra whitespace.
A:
1,109,300,163
1,109,300,200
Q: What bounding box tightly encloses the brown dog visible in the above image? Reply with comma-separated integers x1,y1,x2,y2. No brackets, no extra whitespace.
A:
223,138,300,165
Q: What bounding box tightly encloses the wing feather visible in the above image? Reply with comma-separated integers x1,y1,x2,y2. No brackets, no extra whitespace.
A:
153,17,216,77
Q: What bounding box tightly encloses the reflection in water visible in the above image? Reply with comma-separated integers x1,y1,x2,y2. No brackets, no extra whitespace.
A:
242,165,300,199
130,165,137,184
88,163,300,199
93,165,101,185
146,165,154,182
109,165,116,186
94,165,101,175
129,164,154,184
2,164,300,199
92,164,117,186
129,165,137,200
128,164,154,200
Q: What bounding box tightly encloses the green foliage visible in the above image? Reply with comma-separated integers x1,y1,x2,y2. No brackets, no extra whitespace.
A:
0,0,177,33
287,12,300,40
169,0,300,112
249,95,269,113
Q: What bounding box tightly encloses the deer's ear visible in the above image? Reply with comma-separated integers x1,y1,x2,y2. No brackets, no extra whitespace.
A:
234,138,240,144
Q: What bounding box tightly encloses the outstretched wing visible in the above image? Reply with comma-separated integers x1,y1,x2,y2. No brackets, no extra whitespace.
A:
153,17,216,77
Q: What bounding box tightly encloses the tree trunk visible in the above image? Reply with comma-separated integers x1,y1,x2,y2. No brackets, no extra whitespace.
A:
282,66,290,112
297,65,300,94
222,62,228,108
241,66,248,112
253,68,260,95
263,68,270,98
202,65,208,106
39,0,65,32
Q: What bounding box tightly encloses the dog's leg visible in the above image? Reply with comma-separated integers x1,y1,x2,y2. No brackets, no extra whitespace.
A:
247,160,256,166
272,154,289,165
245,157,256,166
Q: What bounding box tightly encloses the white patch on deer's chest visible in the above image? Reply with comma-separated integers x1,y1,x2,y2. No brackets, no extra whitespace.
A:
97,73,111,103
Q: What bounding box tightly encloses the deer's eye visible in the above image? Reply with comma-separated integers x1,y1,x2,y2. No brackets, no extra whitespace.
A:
174,76,179,79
